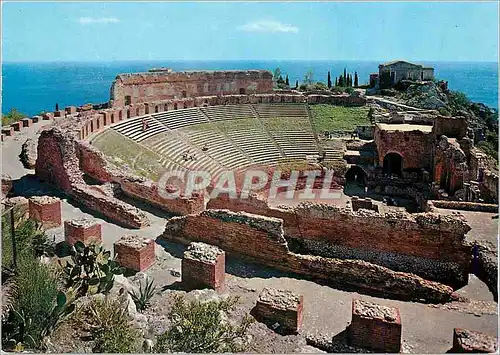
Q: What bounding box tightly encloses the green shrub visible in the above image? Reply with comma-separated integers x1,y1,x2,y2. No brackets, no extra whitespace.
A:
2,108,26,126
154,295,253,353
448,91,471,114
2,254,74,350
129,277,157,311
61,241,124,297
78,297,140,353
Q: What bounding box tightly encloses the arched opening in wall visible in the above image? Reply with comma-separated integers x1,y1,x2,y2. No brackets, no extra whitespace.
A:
239,88,246,94
183,102,188,109
118,110,122,121
345,166,367,186
182,90,187,98
155,105,159,113
145,105,149,115
344,166,368,196
90,121,94,132
174,103,178,110
111,114,114,124
164,104,168,111
127,110,131,118
383,153,403,176
136,108,140,116
125,95,131,106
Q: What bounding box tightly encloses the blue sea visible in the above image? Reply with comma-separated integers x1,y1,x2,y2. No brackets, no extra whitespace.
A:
2,60,498,116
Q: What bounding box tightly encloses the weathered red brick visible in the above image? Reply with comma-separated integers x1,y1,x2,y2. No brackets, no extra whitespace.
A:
114,235,155,272
28,196,62,229
254,288,303,333
64,218,102,246
349,299,402,353
452,328,498,353
182,242,225,292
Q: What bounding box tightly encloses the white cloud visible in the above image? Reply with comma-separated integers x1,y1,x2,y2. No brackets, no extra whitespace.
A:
237,20,299,33
78,17,120,25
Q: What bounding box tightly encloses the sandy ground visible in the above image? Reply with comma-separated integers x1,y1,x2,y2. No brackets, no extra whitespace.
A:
2,121,498,353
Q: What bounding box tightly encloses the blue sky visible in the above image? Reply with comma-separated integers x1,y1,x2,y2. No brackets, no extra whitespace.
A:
2,1,499,62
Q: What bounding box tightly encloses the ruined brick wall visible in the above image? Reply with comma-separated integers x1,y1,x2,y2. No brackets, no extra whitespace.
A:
480,170,499,203
110,70,274,107
433,115,468,138
161,209,454,303
374,126,434,170
433,136,468,195
427,200,498,213
206,198,471,287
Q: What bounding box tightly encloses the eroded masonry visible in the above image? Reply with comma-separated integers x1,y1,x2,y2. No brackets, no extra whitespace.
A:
16,68,495,307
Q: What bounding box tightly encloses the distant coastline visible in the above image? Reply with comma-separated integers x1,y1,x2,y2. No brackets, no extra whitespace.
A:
2,60,498,115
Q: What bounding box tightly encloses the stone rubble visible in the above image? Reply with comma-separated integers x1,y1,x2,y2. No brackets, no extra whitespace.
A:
353,299,398,322
258,288,302,310
184,242,223,263
116,235,151,250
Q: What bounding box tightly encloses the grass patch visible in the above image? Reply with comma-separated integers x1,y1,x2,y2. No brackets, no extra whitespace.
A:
262,117,311,131
91,130,167,181
309,105,369,132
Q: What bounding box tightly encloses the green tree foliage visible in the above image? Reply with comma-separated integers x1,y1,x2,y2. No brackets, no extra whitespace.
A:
285,75,290,87
448,91,472,114
295,80,299,89
335,77,338,87
343,68,347,84
154,295,253,353
327,71,332,89
77,297,140,353
304,70,314,85
273,68,282,82
338,75,344,87
354,72,359,87
2,108,26,126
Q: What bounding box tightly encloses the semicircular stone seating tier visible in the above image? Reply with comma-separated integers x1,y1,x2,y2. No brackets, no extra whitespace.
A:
107,103,323,176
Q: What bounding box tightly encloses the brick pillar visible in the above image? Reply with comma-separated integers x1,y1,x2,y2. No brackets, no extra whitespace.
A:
114,235,155,272
253,288,303,333
21,118,32,128
28,196,62,229
2,127,14,136
54,110,65,118
65,106,77,115
64,218,102,246
452,328,498,353
43,112,54,120
349,299,402,353
182,242,225,292
32,115,41,123
11,122,21,131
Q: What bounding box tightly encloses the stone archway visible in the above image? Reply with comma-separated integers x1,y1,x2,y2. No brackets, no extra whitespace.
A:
383,152,403,176
345,166,367,186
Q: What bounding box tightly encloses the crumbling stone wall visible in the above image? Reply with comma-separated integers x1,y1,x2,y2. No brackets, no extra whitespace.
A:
433,135,468,195
110,70,274,107
161,209,454,303
35,128,149,228
207,198,471,287
374,125,434,170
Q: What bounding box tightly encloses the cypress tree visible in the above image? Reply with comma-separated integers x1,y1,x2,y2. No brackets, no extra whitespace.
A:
343,68,347,84
285,75,290,86
327,71,332,89
347,74,350,87
338,75,344,87
354,71,359,87
335,77,338,87
295,80,299,89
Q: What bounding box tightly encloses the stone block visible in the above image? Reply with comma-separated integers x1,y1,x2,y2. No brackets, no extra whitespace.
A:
54,110,65,118
114,235,155,272
11,122,21,131
254,288,304,333
1,134,4,142
182,242,225,292
2,174,12,199
349,299,402,353
28,196,62,229
21,118,32,128
64,218,102,246
65,106,77,115
42,112,54,120
2,126,14,136
452,328,498,353
31,115,41,123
